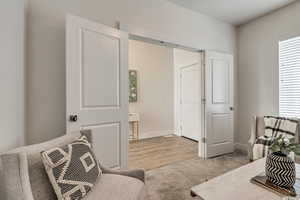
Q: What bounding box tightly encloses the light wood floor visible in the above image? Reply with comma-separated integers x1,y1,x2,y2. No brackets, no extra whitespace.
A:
128,135,198,171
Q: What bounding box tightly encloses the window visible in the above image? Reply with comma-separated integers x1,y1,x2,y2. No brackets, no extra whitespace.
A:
279,36,300,118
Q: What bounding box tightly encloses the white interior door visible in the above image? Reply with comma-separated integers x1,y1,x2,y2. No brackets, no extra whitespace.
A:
204,51,234,158
180,64,201,141
66,15,129,169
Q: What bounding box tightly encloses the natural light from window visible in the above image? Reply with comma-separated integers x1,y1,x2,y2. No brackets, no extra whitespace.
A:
279,36,300,118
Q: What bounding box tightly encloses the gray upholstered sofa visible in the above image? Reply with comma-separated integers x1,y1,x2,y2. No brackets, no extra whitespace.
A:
248,116,300,160
0,130,146,200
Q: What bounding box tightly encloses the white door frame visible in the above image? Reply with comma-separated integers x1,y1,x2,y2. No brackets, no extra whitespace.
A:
173,49,206,157
179,63,201,141
200,51,206,158
174,50,234,159
126,36,234,159
173,49,202,136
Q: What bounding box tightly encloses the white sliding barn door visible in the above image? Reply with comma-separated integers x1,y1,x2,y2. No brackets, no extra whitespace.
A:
204,51,234,158
66,15,129,169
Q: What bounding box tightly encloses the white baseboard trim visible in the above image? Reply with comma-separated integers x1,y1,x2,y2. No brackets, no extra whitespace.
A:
173,129,181,136
234,143,248,154
139,130,175,139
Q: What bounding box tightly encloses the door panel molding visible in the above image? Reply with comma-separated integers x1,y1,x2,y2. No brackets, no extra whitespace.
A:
210,113,232,144
179,62,201,141
211,59,230,104
80,28,121,109
82,122,121,168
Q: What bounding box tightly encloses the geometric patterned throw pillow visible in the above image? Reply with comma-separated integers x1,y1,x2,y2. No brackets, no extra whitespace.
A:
41,135,102,200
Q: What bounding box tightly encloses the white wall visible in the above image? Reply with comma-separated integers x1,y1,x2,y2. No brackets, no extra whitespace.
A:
237,1,300,145
0,0,25,151
27,0,236,144
129,40,174,138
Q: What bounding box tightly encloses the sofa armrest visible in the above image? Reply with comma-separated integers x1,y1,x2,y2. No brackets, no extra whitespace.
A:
100,165,145,183
1,153,35,200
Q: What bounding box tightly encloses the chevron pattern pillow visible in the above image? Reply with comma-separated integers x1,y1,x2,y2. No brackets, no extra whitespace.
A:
41,135,101,200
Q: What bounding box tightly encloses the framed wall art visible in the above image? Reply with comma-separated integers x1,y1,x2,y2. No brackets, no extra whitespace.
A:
129,70,138,102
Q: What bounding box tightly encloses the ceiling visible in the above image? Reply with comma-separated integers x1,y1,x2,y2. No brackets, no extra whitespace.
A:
167,0,296,25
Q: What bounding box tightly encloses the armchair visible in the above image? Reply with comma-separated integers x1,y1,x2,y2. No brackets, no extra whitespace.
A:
0,130,145,200
248,116,300,161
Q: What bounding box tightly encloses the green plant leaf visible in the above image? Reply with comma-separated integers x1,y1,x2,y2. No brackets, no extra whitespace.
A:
293,148,300,156
269,134,300,155
271,145,281,153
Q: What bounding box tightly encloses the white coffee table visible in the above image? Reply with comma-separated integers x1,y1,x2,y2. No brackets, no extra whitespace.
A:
191,158,296,200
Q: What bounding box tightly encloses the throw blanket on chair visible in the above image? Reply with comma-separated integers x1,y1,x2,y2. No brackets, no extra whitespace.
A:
252,116,298,160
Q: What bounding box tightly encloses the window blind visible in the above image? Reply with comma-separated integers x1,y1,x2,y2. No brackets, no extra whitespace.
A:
279,36,300,118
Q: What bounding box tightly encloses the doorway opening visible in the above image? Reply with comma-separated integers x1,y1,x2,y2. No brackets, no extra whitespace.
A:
127,36,202,170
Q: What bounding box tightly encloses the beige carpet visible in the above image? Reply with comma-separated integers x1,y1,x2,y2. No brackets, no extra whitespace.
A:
145,152,249,200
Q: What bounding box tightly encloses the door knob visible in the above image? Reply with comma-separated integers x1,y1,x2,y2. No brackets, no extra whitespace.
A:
230,107,234,111
69,115,78,122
